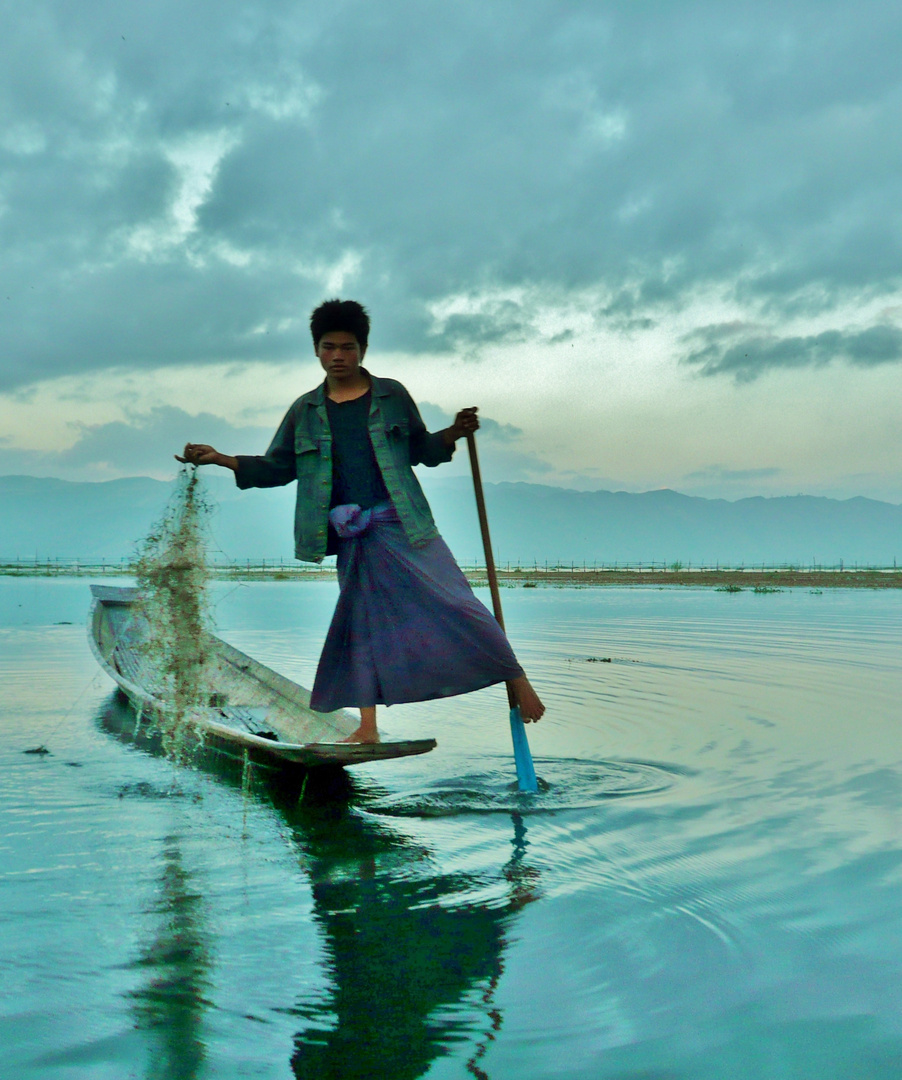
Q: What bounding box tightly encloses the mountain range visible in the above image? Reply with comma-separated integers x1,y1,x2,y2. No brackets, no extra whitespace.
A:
2,473,900,567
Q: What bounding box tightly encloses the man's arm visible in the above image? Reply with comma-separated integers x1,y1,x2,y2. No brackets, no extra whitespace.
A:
176,406,298,489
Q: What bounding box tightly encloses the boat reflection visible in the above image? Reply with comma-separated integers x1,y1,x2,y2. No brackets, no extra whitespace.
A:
126,835,212,1080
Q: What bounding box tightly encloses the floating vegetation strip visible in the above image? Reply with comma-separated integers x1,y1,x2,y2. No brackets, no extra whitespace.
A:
3,557,902,588
132,468,214,763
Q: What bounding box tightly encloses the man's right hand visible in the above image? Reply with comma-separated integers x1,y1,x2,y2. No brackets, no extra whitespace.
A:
175,443,236,469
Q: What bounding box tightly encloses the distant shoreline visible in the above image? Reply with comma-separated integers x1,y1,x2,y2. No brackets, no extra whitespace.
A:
2,564,900,589
483,569,902,589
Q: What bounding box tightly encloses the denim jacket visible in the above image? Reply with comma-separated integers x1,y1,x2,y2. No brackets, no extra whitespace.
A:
234,371,454,563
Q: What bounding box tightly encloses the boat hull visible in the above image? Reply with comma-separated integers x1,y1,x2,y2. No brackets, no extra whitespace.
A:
88,584,436,770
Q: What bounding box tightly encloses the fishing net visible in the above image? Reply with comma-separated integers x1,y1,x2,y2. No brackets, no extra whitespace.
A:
132,466,214,762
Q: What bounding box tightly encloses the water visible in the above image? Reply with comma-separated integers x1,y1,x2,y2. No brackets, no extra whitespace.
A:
2,578,901,1078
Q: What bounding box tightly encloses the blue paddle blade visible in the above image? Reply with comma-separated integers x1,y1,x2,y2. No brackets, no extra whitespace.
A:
509,706,539,792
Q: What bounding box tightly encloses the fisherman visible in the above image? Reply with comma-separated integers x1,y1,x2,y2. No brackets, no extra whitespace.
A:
178,298,544,742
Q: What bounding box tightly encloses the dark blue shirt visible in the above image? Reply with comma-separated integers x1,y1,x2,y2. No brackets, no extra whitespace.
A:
325,391,390,509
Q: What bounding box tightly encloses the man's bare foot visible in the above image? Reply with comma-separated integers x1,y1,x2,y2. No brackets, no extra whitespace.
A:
340,726,381,744
510,676,545,722
340,707,380,743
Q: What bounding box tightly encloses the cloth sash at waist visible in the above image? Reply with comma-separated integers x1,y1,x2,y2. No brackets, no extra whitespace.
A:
328,500,397,538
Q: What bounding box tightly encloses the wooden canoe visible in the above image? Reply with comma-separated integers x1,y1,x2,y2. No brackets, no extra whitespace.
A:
88,584,436,770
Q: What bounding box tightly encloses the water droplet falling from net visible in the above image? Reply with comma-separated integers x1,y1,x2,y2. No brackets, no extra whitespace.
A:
132,467,214,763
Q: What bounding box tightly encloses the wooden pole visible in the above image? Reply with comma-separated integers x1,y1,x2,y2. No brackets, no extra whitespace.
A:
466,433,538,793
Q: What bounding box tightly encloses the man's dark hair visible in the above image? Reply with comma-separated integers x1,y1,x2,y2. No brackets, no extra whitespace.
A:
310,299,370,349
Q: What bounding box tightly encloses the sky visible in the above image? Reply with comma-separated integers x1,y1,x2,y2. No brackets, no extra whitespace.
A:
2,0,902,501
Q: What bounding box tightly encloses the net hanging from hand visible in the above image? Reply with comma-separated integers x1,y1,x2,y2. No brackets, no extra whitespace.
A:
132,466,215,763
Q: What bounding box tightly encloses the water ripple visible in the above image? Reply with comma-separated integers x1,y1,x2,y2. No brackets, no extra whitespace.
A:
360,757,684,817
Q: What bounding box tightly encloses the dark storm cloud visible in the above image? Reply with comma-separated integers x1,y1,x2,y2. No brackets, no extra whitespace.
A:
684,323,902,381
3,0,902,390
430,302,532,352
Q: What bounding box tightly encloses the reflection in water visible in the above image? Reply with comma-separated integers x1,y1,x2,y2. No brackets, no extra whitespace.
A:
127,836,212,1080
96,691,541,1079
464,812,540,1080
287,804,539,1080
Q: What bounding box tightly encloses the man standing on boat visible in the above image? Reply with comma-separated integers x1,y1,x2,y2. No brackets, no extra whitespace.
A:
178,298,544,742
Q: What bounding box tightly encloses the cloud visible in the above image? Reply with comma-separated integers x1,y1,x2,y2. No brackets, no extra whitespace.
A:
412,401,561,484
684,322,902,381
424,290,537,351
431,305,531,352
416,402,523,441
685,465,783,482
62,404,276,471
0,405,273,480
2,0,902,395
0,399,529,482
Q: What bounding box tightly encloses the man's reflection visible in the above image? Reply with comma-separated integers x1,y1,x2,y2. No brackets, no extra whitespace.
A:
288,802,540,1080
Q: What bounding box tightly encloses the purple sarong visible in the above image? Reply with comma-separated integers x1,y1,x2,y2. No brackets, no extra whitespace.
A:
310,504,524,711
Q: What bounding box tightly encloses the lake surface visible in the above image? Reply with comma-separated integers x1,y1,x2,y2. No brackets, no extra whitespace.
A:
1,578,901,1079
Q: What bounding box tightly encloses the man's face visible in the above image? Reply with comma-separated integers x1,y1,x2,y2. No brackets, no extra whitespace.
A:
316,331,366,381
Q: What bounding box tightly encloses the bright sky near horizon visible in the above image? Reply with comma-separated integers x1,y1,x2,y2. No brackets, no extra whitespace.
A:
2,1,902,501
